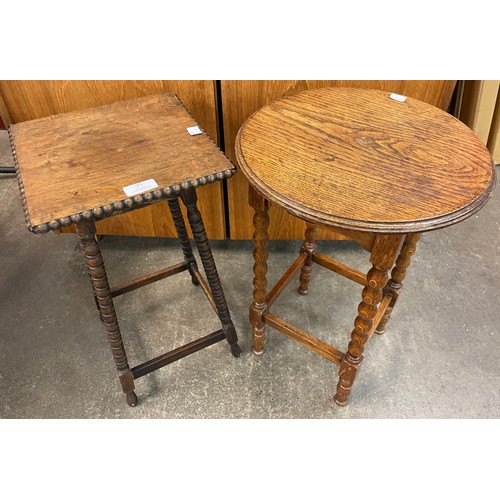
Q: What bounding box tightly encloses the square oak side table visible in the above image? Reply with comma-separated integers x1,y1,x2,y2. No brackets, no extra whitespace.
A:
10,93,240,407
236,87,496,406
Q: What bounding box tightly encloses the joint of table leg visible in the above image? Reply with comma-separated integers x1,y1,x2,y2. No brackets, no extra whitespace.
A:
299,241,317,259
250,302,267,326
387,285,402,307
187,261,200,286
118,371,137,406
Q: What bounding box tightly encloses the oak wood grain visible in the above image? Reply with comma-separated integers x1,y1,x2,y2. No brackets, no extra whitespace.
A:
223,80,458,239
236,87,495,233
0,80,227,238
10,93,235,233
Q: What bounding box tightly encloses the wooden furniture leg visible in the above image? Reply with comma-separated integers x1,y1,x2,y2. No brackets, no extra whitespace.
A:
181,187,241,357
298,223,318,295
248,186,270,355
167,198,200,286
375,233,422,334
75,220,137,407
334,234,405,406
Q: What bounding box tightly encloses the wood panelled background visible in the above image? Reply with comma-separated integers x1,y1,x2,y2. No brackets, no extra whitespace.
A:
1,80,460,240
222,80,457,240
459,80,500,164
0,80,227,238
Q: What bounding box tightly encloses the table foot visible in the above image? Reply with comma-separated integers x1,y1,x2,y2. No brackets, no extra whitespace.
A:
221,322,240,357
251,317,266,355
333,395,348,407
126,391,138,407
231,343,242,358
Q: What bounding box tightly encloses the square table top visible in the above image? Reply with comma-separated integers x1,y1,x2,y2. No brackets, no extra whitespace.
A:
10,93,236,233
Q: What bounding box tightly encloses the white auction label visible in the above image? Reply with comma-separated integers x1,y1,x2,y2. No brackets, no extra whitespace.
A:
123,178,158,197
187,125,202,135
389,93,407,102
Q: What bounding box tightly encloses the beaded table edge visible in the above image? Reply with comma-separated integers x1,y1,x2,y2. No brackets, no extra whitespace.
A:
8,126,33,230
9,122,236,235
9,92,238,235
24,167,236,234
235,125,497,234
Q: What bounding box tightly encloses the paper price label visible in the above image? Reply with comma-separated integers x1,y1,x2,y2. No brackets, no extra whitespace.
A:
389,93,407,103
123,178,159,197
187,126,202,135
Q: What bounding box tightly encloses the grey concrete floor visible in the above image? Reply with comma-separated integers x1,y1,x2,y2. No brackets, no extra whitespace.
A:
0,130,499,418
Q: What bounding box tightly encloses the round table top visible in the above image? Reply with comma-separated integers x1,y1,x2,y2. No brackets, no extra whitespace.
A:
235,87,496,233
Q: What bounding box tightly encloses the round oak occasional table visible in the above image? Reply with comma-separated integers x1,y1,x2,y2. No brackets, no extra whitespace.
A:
235,87,496,406
10,93,241,407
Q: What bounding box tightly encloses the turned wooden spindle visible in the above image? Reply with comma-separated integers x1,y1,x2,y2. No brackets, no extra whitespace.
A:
75,220,137,407
167,197,200,286
249,187,270,355
181,187,241,357
334,234,404,406
298,223,318,295
375,233,422,335
334,265,389,406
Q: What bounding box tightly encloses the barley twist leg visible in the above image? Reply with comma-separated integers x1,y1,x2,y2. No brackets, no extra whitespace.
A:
181,188,240,357
167,197,200,286
248,187,270,355
375,233,421,334
76,220,137,407
298,223,318,295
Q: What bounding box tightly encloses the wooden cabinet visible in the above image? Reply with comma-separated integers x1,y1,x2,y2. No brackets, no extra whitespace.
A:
0,80,227,239
459,80,500,164
1,80,457,240
222,80,457,240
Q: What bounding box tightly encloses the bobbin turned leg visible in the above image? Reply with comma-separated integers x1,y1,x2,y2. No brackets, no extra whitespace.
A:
375,233,421,334
298,223,318,295
76,220,137,407
334,234,405,406
167,197,200,286
248,186,270,355
180,187,241,357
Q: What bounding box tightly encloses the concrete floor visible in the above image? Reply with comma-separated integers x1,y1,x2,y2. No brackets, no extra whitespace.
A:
1,130,499,418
